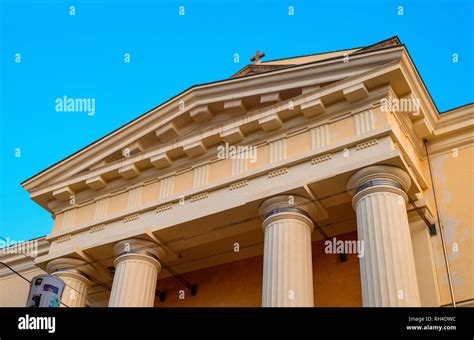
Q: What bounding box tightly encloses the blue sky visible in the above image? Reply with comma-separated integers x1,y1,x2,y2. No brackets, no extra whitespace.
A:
1,0,472,242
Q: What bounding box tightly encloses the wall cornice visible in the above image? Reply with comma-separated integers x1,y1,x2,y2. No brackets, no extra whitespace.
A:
0,237,50,279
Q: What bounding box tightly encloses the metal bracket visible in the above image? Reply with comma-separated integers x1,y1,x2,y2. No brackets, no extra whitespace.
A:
408,200,437,237
157,289,166,303
339,253,348,262
163,265,198,297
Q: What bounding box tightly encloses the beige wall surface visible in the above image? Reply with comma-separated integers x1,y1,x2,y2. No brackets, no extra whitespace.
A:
0,268,45,307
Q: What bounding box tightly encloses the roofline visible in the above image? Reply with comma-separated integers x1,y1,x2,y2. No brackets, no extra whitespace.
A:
256,36,400,65
228,44,404,84
352,36,401,54
231,43,369,78
439,102,474,114
400,42,440,114
256,46,362,64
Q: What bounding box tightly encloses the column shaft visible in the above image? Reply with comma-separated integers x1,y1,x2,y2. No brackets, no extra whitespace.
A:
108,253,161,307
262,214,314,306
259,195,316,307
54,271,91,307
349,165,421,307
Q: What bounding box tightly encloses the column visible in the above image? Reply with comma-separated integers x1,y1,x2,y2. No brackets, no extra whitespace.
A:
259,195,315,307
47,258,92,307
108,239,165,307
347,165,421,307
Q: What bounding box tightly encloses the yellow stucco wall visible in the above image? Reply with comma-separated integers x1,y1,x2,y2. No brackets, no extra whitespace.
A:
142,181,160,203
329,115,354,143
286,131,311,157
107,191,128,215
174,170,193,194
209,158,231,183
429,143,473,305
74,202,95,225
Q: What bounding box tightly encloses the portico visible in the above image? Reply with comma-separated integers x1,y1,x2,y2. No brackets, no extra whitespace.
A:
31,155,427,308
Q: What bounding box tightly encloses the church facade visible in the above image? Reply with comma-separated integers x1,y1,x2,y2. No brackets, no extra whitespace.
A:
1,37,472,308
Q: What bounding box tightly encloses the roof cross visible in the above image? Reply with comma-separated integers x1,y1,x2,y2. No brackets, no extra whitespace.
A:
250,50,266,63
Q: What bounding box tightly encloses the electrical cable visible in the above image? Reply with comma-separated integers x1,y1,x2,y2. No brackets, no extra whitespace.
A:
0,236,89,306
0,261,70,307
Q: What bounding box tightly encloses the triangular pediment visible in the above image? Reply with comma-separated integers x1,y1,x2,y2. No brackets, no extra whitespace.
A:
23,37,413,211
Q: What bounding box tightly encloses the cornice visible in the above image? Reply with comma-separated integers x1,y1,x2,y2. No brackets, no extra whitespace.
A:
423,104,474,156
427,128,474,156
399,50,440,128
0,237,50,279
432,104,474,139
399,50,473,142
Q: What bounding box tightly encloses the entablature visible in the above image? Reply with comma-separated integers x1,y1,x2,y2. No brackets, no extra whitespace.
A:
39,130,413,264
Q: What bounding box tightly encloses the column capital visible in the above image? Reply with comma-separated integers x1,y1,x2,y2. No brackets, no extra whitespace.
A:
347,165,411,206
113,253,162,272
46,257,94,281
109,239,163,307
52,270,92,288
46,258,92,307
259,195,315,232
113,238,166,263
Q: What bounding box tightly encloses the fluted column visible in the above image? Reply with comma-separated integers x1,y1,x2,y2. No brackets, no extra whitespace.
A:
47,258,92,307
108,239,165,307
259,195,315,307
348,165,421,307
